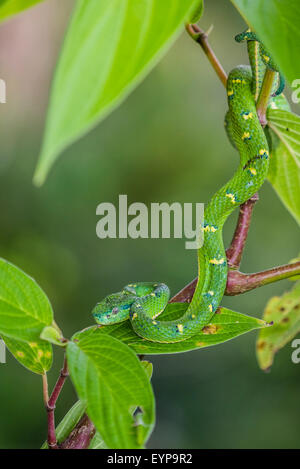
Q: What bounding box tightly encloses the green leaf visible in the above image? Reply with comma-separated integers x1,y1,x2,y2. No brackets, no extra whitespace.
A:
34,0,200,185
0,0,43,22
0,258,54,342
41,400,87,449
75,303,268,355
67,334,155,449
189,0,204,23
256,281,300,371
141,360,153,380
89,432,108,450
231,0,300,86
2,334,52,374
40,325,65,347
267,109,300,225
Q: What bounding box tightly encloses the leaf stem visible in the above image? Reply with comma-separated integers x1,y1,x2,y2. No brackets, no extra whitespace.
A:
44,355,69,449
256,68,276,127
185,23,227,87
42,373,49,406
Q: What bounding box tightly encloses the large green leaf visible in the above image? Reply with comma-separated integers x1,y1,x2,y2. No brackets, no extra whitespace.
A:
231,0,300,86
189,0,204,23
2,334,52,374
267,109,300,225
75,302,268,355
257,281,300,371
34,0,201,185
0,0,43,22
0,258,54,342
67,334,155,449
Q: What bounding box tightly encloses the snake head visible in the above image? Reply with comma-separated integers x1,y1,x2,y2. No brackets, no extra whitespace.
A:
92,291,135,325
235,29,258,43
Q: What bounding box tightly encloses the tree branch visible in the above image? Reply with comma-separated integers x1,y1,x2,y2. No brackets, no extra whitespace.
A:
44,355,69,449
186,23,227,87
226,193,259,269
226,262,300,296
256,68,276,127
59,414,95,450
170,262,300,303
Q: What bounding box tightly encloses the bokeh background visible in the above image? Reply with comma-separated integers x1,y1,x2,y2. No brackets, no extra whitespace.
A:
0,0,299,449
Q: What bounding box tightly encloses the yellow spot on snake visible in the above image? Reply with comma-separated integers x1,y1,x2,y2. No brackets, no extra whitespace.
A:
243,112,253,120
132,313,137,320
209,304,213,313
152,321,157,325
17,351,25,358
249,167,257,175
191,314,196,319
208,291,214,296
226,193,236,204
263,55,270,62
259,148,269,156
209,258,225,265
150,292,156,297
177,324,184,333
203,225,217,233
242,132,250,140
227,90,234,96
136,303,141,307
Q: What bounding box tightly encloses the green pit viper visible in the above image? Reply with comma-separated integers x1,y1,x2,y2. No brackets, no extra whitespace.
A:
92,29,285,343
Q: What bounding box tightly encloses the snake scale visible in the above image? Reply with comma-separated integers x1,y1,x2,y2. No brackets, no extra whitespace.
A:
92,29,284,343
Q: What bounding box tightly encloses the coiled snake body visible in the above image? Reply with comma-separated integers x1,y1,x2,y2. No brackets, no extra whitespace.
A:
93,31,283,343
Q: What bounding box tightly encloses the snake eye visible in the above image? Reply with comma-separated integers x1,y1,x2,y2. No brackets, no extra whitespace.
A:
112,307,119,315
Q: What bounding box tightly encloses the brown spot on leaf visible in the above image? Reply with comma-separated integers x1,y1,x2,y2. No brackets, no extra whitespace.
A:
257,340,266,350
281,317,289,323
195,341,206,347
201,324,218,335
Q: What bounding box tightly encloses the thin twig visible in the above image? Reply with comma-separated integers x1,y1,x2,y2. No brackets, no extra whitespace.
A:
256,68,276,127
45,355,69,449
226,262,300,296
226,193,259,269
42,373,49,406
170,262,300,303
186,23,227,87
42,373,57,449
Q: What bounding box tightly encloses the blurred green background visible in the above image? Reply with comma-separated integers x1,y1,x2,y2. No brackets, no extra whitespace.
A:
0,0,299,449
